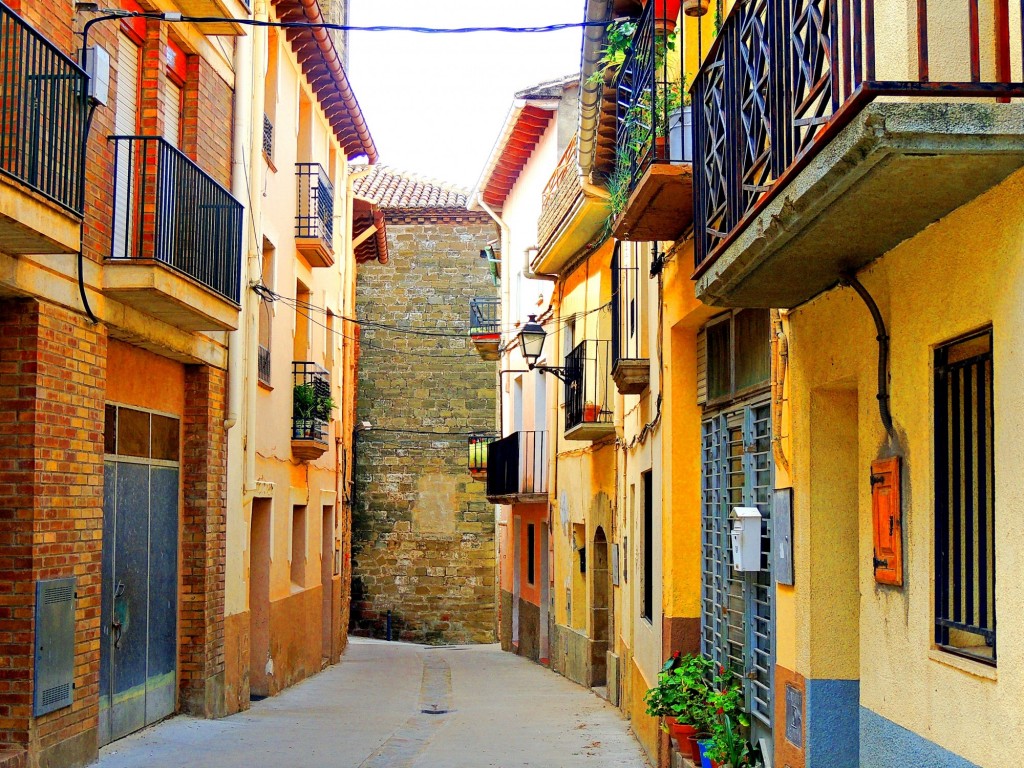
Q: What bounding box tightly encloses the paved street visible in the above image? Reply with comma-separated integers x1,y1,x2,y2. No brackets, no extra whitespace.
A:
96,638,650,768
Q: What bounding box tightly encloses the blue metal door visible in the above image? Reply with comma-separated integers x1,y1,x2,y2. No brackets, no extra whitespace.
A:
99,461,179,745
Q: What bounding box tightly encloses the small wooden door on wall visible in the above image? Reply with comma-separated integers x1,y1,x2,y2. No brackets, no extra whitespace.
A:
99,405,180,746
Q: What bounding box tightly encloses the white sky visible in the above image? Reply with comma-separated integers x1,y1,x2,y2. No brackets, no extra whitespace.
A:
347,0,584,190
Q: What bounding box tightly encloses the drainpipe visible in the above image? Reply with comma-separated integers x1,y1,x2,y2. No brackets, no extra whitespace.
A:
225,22,252,432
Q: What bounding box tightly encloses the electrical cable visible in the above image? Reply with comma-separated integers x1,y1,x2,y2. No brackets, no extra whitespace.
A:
76,102,100,324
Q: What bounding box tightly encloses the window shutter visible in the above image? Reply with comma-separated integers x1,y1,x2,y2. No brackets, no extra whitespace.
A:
696,328,707,406
871,456,902,586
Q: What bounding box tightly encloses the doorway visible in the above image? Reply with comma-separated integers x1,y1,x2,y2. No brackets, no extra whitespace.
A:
249,499,272,698
591,526,611,687
321,505,335,664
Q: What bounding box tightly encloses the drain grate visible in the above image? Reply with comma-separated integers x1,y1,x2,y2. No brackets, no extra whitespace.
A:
421,708,449,715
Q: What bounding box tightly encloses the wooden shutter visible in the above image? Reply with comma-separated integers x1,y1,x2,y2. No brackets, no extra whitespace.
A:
112,33,139,260
871,456,903,586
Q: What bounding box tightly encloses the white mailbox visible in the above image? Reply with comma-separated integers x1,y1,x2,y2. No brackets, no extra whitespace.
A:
730,507,762,572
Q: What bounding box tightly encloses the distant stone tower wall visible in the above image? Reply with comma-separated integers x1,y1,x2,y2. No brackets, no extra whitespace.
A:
352,211,498,645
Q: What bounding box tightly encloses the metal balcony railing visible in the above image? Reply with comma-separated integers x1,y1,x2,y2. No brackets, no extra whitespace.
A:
537,134,582,249
486,431,548,498
262,114,273,159
258,345,271,386
296,163,334,245
469,297,500,336
612,244,645,365
0,1,88,213
613,0,689,196
565,340,613,432
292,361,331,443
692,0,1024,273
468,432,498,477
109,135,243,302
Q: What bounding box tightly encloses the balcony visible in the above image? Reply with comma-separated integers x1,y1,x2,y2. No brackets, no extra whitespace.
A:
0,3,87,255
295,163,335,268
692,0,1024,309
533,136,608,276
291,362,332,461
610,0,693,242
169,0,246,34
468,432,498,480
258,345,271,387
564,340,614,441
486,431,549,504
262,114,274,166
469,297,501,361
611,246,649,395
105,136,243,331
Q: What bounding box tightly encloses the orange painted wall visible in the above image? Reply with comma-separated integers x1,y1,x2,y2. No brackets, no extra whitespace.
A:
104,339,186,415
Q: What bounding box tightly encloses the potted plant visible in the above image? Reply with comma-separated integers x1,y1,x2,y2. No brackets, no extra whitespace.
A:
700,666,752,768
643,653,714,762
683,0,709,16
293,382,335,439
583,401,600,423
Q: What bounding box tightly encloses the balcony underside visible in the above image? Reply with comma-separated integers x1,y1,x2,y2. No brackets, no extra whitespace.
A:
564,420,614,442
296,237,335,269
0,178,80,256
292,438,329,461
534,192,608,276
104,260,241,331
613,163,694,242
612,359,649,395
695,102,1024,309
471,333,500,361
486,492,548,505
170,0,246,34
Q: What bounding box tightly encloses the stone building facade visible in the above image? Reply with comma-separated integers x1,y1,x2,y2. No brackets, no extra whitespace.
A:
351,167,498,645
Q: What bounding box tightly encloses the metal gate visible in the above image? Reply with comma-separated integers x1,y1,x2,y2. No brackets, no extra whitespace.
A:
99,406,180,746
701,401,774,753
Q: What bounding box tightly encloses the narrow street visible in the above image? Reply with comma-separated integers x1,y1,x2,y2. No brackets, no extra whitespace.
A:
94,639,650,768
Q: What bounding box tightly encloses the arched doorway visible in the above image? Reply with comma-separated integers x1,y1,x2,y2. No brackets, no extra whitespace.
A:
591,526,611,687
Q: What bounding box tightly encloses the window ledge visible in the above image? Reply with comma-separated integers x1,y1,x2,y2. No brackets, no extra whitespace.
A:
928,648,997,681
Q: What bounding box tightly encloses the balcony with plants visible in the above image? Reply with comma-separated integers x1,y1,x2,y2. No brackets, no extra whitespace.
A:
469,297,501,361
564,340,614,441
693,0,1024,309
0,1,88,256
611,245,649,394
106,135,243,331
291,361,333,461
608,0,694,242
468,432,498,480
295,163,336,268
485,431,549,504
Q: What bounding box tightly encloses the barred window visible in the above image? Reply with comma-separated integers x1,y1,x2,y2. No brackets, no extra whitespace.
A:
934,329,995,664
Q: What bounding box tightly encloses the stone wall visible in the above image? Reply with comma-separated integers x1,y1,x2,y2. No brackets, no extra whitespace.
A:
352,213,498,645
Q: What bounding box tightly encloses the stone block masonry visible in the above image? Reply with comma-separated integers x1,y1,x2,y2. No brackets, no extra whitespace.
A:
353,214,498,645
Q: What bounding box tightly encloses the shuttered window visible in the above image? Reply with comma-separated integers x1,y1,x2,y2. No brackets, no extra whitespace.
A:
112,33,140,260
935,329,996,665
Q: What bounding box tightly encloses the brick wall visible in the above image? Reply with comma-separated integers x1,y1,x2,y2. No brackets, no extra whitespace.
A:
0,300,107,761
352,214,499,645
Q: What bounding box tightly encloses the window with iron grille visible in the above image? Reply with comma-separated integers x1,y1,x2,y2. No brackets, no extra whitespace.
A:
527,524,536,585
935,328,995,665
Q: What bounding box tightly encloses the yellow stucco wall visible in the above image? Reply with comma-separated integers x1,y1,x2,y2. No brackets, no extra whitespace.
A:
785,166,1024,765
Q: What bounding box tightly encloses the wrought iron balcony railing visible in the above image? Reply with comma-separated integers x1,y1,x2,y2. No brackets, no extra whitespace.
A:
0,1,88,213
109,135,243,302
296,162,334,245
612,244,644,366
486,431,548,499
469,297,500,336
613,0,690,197
468,432,498,478
537,134,582,250
565,340,613,435
292,361,331,445
262,114,273,159
692,0,1024,274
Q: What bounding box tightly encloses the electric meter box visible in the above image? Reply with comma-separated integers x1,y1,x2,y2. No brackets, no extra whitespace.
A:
730,507,762,572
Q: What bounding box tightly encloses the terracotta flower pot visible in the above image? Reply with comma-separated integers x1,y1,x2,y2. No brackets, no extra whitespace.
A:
683,0,710,16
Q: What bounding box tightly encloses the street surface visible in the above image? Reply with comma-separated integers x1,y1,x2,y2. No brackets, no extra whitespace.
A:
96,637,650,768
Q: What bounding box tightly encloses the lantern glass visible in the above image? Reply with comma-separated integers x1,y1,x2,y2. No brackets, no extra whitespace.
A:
518,315,547,367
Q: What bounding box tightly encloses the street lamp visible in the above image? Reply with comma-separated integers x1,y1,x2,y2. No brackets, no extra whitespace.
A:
517,315,567,380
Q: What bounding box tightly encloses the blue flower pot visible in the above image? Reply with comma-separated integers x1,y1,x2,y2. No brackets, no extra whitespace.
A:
697,739,713,768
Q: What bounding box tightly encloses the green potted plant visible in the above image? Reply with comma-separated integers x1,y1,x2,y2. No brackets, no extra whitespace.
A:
293,382,335,438
644,653,714,762
697,665,752,768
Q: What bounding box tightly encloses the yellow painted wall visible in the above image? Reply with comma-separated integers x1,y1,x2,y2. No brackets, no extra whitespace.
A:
785,166,1024,766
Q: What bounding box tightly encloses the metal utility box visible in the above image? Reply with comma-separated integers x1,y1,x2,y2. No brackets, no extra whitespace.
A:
730,507,762,572
34,577,76,716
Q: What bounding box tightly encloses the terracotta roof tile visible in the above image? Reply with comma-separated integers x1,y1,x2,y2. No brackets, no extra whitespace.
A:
351,165,469,210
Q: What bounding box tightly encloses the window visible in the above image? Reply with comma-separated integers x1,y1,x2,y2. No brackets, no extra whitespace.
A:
642,470,653,623
935,328,995,664
704,309,771,404
526,524,535,585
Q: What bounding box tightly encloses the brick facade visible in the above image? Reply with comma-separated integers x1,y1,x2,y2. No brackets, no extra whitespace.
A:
352,214,499,645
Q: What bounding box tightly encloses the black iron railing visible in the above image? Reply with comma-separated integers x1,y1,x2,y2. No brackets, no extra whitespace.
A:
613,0,690,197
487,431,548,498
109,135,243,302
612,243,645,365
469,297,500,336
292,361,331,443
468,432,498,477
0,2,88,214
692,0,1024,273
565,340,613,431
296,163,334,245
258,345,271,386
262,114,273,159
